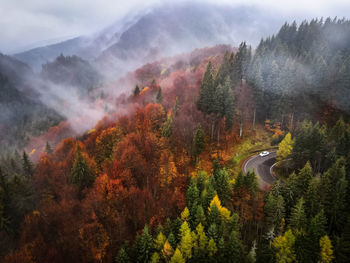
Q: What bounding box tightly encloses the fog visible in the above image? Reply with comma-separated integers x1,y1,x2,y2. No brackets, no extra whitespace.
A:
1,0,350,54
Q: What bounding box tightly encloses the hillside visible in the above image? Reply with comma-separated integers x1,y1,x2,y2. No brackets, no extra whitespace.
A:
2,16,350,263
13,2,283,74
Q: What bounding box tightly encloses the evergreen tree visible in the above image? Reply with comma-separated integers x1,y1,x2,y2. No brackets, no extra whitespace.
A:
207,238,218,257
179,231,193,259
162,240,174,261
320,235,334,263
156,87,163,103
276,133,293,163
168,233,177,251
289,197,307,231
222,76,235,130
136,225,154,263
155,232,166,251
272,229,296,263
134,85,140,96
70,145,95,193
22,151,33,177
192,124,206,162
170,248,185,263
45,141,53,154
116,247,130,263
186,178,199,211
198,61,215,114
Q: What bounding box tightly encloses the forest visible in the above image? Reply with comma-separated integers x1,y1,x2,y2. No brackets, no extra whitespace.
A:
1,18,350,263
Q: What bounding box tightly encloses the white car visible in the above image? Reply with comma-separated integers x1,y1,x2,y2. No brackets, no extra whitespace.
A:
259,151,270,157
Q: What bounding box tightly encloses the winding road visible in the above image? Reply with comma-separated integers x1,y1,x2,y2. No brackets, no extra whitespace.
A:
243,151,277,189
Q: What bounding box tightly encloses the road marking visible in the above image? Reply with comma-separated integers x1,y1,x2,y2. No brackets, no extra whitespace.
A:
244,155,256,173
269,162,277,179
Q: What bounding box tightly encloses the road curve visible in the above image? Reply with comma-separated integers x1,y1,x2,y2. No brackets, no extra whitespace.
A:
243,151,277,189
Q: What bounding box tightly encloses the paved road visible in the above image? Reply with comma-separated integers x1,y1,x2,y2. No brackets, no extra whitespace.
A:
243,151,277,189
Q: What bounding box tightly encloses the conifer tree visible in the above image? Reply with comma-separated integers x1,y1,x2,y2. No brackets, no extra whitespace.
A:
289,197,307,231
320,235,334,263
45,141,53,154
192,124,206,162
70,145,95,192
272,229,296,263
116,247,130,263
207,238,218,257
155,232,166,251
276,133,293,163
162,240,174,261
136,225,154,263
22,151,33,177
156,87,163,103
170,248,185,263
197,61,215,114
179,231,193,259
134,85,140,96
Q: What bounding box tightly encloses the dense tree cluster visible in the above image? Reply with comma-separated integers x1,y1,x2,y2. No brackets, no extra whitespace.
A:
2,18,350,263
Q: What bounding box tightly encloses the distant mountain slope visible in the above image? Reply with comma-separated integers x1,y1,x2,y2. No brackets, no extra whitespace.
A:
97,3,283,76
0,54,62,152
40,54,101,96
13,2,283,74
12,12,142,72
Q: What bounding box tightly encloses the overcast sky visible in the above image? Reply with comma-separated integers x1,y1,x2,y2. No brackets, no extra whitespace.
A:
1,0,350,54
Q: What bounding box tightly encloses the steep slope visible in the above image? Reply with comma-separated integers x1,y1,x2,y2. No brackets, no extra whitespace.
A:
97,3,282,77
0,54,62,152
13,2,283,74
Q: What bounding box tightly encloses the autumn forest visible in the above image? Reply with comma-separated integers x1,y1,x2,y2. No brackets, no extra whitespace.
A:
2,2,350,263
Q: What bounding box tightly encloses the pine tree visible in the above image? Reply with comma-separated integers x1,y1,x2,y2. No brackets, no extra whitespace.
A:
194,205,206,227
198,61,215,114
289,197,307,231
225,230,242,262
180,207,190,222
179,231,193,259
192,124,206,162
186,178,199,210
45,141,53,154
320,235,334,263
155,232,166,251
276,133,293,163
162,240,174,261
136,225,154,263
134,85,140,96
150,252,160,263
168,233,177,251
272,229,296,263
22,151,33,177
116,247,130,263
170,248,185,263
70,145,95,192
222,76,235,130
156,87,163,103
207,238,218,257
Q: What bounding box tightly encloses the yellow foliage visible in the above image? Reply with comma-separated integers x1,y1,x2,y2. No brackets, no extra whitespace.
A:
277,133,294,163
181,207,190,222
139,86,149,95
88,128,96,134
209,195,231,222
29,148,36,156
320,235,334,263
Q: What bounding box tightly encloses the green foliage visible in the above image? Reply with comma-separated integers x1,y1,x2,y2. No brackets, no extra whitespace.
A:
156,87,163,103
192,123,206,161
289,197,307,231
272,229,296,263
135,225,154,263
134,85,140,96
70,145,95,193
170,248,185,263
22,151,34,177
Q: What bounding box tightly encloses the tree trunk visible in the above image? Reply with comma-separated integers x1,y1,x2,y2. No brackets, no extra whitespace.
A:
239,115,243,137
253,108,256,130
